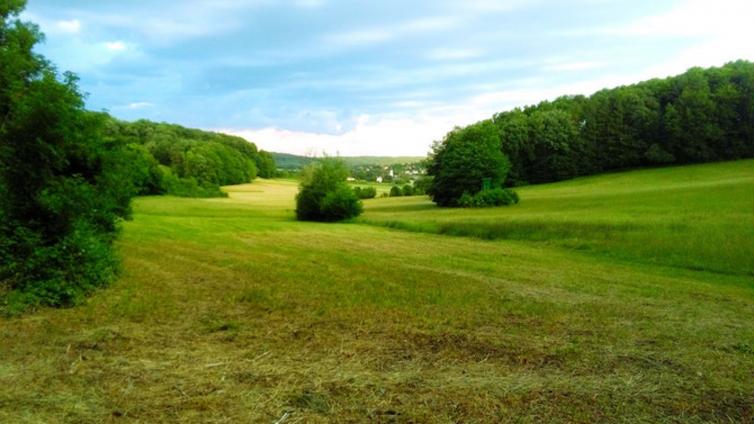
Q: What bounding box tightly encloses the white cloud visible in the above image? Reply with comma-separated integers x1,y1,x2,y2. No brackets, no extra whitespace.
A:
561,0,754,76
293,0,325,7
425,47,484,61
325,28,393,47
221,114,456,156
324,16,459,48
462,0,538,12
104,41,128,51
617,0,754,38
55,19,81,34
126,102,154,110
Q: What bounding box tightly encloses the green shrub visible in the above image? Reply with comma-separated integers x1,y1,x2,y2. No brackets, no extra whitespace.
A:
0,2,138,314
389,186,403,197
353,186,377,199
457,188,519,208
402,184,415,196
162,168,226,198
413,176,432,195
320,186,363,222
296,159,362,222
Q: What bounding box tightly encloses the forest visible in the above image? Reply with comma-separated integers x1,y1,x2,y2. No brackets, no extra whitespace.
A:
106,119,277,197
477,61,754,185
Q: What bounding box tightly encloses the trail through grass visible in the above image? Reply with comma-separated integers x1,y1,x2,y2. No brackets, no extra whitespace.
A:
1,162,752,423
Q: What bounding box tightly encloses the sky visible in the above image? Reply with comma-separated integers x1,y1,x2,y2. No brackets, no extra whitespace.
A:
22,0,754,156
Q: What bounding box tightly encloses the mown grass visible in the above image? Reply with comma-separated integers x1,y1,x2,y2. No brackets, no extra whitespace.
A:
1,165,753,423
359,160,754,277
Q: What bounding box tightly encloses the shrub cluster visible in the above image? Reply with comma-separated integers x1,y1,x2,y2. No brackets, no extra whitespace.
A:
457,188,519,208
0,2,138,311
296,159,363,222
353,186,377,199
388,184,423,197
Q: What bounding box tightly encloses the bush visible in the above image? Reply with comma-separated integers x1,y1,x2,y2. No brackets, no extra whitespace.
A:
353,186,377,199
0,5,138,314
402,184,415,196
413,176,432,195
296,159,363,222
320,186,363,221
389,186,403,197
162,168,226,198
457,188,519,208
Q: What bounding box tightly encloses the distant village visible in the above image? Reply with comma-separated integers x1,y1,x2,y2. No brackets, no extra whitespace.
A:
348,162,426,184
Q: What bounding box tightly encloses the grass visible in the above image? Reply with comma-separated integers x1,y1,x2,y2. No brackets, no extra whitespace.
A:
1,163,753,422
359,160,754,277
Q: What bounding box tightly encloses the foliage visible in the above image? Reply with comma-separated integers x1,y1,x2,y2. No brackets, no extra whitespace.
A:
255,150,277,178
486,61,754,185
353,186,377,199
319,185,363,222
457,188,519,208
389,186,403,197
413,176,432,195
0,1,136,311
295,159,362,222
401,184,415,196
161,168,226,198
105,119,265,196
426,121,511,206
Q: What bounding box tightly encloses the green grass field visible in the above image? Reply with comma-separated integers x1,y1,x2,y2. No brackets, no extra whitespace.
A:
1,161,753,422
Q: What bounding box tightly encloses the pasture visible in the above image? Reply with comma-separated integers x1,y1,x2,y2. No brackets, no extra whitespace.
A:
1,161,753,423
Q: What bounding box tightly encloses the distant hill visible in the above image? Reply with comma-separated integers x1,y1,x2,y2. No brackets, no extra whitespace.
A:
271,152,424,169
271,153,316,170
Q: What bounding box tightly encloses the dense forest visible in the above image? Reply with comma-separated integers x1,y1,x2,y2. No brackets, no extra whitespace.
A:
478,61,754,186
106,119,277,197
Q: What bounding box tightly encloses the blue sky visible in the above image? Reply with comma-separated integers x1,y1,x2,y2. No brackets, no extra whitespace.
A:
23,0,754,155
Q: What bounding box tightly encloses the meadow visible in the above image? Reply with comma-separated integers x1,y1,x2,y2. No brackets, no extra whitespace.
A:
1,161,753,423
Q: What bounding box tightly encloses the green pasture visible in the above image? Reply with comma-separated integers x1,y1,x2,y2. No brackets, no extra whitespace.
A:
1,162,752,422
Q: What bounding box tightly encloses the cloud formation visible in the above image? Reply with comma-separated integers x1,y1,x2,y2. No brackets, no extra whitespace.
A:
24,0,754,156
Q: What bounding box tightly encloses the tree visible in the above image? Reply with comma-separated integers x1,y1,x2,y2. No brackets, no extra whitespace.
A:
0,1,136,310
105,119,261,196
389,186,403,197
426,121,511,206
354,186,377,199
295,159,362,222
255,150,277,178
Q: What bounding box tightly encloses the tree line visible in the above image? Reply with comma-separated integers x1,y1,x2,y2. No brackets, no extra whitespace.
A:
1,1,133,312
487,61,754,186
106,119,277,197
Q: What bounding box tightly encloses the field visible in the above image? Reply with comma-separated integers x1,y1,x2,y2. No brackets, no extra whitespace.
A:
1,161,753,423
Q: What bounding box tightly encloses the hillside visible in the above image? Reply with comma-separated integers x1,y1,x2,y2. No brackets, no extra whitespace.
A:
271,152,424,169
2,160,752,422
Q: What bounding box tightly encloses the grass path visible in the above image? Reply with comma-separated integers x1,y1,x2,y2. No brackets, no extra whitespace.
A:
1,163,753,422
